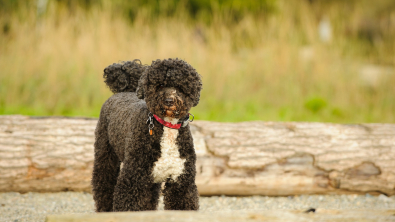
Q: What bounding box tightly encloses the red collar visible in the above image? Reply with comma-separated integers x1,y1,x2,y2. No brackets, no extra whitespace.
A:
153,114,182,129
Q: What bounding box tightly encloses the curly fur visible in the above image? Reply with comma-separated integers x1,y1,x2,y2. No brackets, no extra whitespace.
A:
103,59,147,93
92,58,202,212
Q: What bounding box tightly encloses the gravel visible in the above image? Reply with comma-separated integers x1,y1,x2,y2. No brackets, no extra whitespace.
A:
1,192,395,222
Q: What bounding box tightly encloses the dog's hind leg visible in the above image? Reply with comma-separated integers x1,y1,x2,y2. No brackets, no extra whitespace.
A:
92,115,120,212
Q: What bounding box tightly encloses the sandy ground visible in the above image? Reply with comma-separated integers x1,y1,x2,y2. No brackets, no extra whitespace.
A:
1,192,395,222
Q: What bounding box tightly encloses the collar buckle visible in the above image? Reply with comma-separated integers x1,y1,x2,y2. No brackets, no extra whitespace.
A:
180,113,194,127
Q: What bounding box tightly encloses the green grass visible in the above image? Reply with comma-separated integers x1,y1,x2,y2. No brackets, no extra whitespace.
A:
0,1,394,123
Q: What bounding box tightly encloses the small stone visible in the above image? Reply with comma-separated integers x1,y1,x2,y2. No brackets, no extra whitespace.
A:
378,194,392,202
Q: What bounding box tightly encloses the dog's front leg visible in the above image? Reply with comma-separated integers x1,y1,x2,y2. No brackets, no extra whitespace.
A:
112,137,161,211
113,171,161,211
163,163,199,210
163,128,199,210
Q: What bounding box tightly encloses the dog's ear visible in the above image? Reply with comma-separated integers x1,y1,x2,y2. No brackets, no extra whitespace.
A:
192,97,200,107
136,72,147,99
192,82,202,107
136,87,144,99
190,72,203,107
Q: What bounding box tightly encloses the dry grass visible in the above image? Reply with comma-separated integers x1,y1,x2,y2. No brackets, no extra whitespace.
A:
0,1,394,123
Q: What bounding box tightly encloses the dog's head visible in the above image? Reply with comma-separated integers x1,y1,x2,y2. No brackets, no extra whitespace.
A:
136,58,202,120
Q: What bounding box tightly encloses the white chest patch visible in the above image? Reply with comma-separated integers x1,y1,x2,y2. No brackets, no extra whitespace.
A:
152,118,186,183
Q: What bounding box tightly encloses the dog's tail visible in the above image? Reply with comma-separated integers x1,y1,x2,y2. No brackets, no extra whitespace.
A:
103,59,146,93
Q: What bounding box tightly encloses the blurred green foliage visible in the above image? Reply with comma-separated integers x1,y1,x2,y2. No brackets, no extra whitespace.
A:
111,0,277,22
1,0,277,22
1,0,394,123
304,97,327,113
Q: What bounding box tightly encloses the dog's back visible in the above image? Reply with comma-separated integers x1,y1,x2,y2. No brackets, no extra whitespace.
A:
99,92,146,162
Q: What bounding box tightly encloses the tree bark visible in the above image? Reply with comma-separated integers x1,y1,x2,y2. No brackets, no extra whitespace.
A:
1,115,394,195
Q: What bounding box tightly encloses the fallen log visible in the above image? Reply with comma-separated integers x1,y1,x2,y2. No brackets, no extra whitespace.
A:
45,210,395,222
0,115,394,195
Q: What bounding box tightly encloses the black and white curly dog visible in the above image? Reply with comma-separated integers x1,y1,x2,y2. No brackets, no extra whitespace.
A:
92,58,202,212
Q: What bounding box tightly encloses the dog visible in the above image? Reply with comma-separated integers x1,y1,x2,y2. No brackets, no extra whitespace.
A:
91,58,202,212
